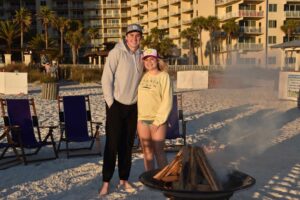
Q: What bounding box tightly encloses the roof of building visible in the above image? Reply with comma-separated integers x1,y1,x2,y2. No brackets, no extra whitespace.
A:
271,40,300,49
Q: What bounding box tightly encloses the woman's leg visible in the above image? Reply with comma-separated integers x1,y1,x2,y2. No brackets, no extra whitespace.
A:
151,124,168,169
137,121,154,171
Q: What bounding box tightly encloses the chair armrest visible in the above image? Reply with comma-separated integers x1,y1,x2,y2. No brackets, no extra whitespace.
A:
39,125,59,130
91,121,102,125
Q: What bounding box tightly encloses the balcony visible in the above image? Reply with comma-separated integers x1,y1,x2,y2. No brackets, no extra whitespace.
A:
215,0,241,7
220,10,264,21
102,4,120,8
182,7,193,13
131,0,139,6
159,2,169,7
285,11,300,18
149,4,158,11
102,14,120,18
169,22,180,27
169,34,180,39
239,10,264,18
240,27,263,34
170,0,181,4
170,10,180,16
182,19,192,24
103,33,121,37
159,24,169,29
237,43,263,51
103,23,120,28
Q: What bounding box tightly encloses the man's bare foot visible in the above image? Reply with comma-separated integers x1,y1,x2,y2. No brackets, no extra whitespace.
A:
98,182,109,196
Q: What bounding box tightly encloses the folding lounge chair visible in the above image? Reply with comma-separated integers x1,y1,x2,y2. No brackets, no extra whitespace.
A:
165,93,187,151
58,95,102,158
0,125,23,168
0,99,58,165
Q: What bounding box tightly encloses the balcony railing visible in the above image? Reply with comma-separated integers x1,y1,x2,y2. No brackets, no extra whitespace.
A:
149,5,158,10
103,33,121,37
182,7,193,13
239,10,264,18
103,23,120,28
131,0,139,6
102,4,120,8
182,19,192,24
285,11,300,18
240,27,262,34
102,14,120,18
237,43,263,51
220,10,264,20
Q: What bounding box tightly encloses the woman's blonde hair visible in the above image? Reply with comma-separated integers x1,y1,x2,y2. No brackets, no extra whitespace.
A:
158,58,168,72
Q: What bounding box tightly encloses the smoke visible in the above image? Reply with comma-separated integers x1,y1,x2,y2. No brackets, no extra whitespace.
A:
198,65,299,182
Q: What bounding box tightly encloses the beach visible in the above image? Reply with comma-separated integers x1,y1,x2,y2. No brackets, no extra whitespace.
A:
0,75,300,200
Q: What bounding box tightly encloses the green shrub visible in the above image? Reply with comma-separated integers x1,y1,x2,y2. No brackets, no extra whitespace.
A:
28,69,43,83
1,63,28,72
71,67,102,83
40,74,58,83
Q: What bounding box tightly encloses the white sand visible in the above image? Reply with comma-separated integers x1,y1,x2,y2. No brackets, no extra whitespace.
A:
0,77,300,200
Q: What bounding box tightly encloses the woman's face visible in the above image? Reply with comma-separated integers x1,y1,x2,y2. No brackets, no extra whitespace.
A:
143,56,158,71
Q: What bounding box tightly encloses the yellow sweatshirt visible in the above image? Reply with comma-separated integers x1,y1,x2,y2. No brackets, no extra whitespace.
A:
138,71,173,126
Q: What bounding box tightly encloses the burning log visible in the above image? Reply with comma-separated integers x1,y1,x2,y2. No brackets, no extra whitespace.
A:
153,145,223,191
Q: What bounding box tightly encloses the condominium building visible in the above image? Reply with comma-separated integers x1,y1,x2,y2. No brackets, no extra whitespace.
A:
128,0,300,68
203,0,300,68
1,0,300,68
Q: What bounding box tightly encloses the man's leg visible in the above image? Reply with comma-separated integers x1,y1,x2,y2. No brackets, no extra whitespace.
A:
118,103,137,181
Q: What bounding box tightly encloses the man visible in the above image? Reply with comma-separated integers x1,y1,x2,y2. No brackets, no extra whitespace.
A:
99,24,143,196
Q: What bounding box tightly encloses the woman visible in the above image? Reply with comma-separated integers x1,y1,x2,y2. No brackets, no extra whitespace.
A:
137,48,173,171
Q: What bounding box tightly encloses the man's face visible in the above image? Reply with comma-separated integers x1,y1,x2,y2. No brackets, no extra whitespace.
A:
125,31,142,51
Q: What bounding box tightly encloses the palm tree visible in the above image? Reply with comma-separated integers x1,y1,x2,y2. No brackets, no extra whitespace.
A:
180,27,199,65
37,6,55,49
0,20,20,53
87,27,99,51
222,19,240,62
52,16,70,60
142,28,175,58
281,19,300,42
14,7,32,62
28,34,54,51
65,30,86,65
191,16,207,65
204,16,220,65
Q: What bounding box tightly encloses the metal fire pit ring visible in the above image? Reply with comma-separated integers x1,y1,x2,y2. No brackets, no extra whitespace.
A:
139,169,255,200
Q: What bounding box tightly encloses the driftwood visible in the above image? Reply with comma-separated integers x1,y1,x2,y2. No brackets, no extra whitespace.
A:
153,145,223,191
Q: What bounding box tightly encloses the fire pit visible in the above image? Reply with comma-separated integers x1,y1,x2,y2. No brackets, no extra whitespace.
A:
139,169,255,200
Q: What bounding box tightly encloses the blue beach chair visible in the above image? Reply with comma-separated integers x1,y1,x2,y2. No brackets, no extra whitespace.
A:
0,98,58,165
165,93,187,151
58,95,102,158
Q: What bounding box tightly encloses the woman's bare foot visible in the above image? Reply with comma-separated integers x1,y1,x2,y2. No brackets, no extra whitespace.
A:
98,182,109,196
118,180,136,193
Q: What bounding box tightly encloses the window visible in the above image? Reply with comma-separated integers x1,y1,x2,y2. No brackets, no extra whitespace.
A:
268,57,276,64
226,6,232,13
269,4,277,12
40,1,46,6
268,36,276,44
268,20,277,28
285,57,296,64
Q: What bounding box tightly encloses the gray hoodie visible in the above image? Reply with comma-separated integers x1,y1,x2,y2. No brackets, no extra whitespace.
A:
101,39,143,107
